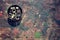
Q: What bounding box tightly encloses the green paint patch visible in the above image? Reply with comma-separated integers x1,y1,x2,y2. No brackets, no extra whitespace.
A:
34,32,42,38
43,22,48,26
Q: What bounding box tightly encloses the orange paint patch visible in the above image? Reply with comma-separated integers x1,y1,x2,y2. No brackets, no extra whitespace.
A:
24,20,34,27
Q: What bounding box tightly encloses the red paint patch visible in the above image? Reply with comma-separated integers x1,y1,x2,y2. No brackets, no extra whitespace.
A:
0,11,3,16
0,13,3,16
12,28,19,36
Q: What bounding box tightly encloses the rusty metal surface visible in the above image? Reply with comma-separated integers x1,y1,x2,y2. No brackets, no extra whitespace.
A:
0,0,60,40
